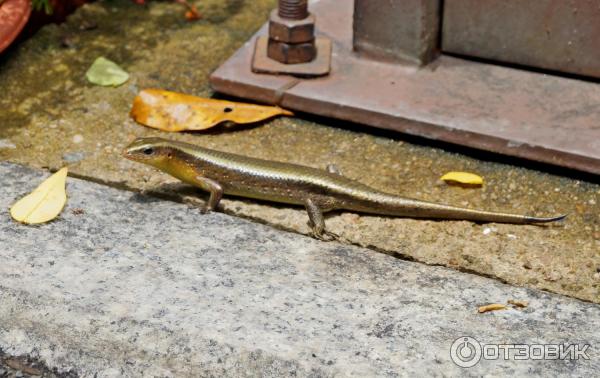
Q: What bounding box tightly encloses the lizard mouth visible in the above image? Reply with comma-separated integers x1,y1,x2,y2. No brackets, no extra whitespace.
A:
122,147,145,162
122,148,134,160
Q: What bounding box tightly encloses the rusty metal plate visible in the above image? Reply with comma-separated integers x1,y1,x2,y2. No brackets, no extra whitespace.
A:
353,0,440,65
210,0,600,175
252,36,331,77
442,0,600,79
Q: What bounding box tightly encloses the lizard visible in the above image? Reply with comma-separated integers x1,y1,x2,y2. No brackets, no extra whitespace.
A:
123,137,566,240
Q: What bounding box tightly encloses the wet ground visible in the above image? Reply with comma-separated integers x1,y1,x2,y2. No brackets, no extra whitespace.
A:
0,0,598,305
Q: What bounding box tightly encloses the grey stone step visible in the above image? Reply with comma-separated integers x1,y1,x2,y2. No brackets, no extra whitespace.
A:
0,162,598,377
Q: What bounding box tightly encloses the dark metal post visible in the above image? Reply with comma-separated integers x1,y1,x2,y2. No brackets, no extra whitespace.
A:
353,0,441,65
442,0,600,79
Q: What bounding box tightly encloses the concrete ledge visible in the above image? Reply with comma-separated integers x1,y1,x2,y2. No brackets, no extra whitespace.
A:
0,162,598,376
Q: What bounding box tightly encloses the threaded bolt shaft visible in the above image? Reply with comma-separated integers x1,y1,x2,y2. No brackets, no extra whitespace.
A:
278,0,309,20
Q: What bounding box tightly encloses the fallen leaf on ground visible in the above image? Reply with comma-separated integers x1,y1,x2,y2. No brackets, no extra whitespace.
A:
130,89,293,132
184,8,201,20
86,57,129,87
10,167,68,224
478,303,507,313
440,171,484,187
507,299,529,308
173,0,201,20
4,358,43,376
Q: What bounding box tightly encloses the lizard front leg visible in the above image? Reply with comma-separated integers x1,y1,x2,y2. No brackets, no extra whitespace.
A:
305,198,338,241
193,176,223,213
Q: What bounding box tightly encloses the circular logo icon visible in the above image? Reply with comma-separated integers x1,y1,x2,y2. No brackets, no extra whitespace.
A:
450,336,482,368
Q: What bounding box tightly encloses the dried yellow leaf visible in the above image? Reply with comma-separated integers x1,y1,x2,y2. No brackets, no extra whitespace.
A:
130,89,294,132
440,171,484,186
507,299,529,308
10,167,68,224
478,303,507,313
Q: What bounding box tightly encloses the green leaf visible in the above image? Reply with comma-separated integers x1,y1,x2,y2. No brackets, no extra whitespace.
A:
32,0,53,15
85,57,130,87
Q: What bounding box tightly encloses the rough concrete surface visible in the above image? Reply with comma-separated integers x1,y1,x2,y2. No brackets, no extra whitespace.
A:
0,162,599,377
0,0,598,306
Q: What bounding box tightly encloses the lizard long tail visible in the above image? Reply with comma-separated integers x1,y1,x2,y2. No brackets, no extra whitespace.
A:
350,193,566,224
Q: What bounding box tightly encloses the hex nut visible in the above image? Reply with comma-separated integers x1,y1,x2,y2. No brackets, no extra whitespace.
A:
269,9,315,44
267,40,316,64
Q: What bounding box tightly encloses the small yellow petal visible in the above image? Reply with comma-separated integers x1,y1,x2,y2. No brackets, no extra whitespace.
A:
478,303,507,313
10,168,68,224
507,299,529,308
440,171,484,186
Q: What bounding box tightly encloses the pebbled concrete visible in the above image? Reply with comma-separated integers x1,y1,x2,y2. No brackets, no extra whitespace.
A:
0,162,598,377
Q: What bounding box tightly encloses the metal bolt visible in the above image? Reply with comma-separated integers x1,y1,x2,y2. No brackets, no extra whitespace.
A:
267,40,317,64
268,0,316,64
278,0,309,20
269,11,315,44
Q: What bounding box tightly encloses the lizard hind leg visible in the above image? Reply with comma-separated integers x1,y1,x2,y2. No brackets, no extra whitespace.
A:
193,176,223,213
305,198,339,242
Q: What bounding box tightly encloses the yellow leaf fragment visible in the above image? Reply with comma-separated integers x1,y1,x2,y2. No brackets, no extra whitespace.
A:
10,168,68,224
440,171,484,187
478,303,507,313
507,299,529,308
130,89,294,132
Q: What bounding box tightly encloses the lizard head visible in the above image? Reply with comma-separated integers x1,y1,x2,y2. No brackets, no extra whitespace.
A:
123,137,177,169
124,137,207,185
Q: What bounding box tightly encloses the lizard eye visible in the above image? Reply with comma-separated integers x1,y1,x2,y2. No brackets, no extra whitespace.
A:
143,147,154,155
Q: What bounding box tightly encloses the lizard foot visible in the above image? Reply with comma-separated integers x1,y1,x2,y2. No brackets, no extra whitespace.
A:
311,230,340,242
